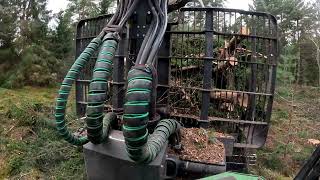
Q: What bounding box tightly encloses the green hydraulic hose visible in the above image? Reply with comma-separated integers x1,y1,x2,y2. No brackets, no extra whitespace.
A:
55,0,137,146
86,32,119,144
123,66,181,163
55,37,102,146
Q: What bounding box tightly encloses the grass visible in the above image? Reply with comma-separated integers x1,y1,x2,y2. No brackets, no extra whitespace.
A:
250,85,320,179
0,85,319,179
0,86,85,179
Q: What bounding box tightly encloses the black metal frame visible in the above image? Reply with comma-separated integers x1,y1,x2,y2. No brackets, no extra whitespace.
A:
74,5,278,169
166,7,278,147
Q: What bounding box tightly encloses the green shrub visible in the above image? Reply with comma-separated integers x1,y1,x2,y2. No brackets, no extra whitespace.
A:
262,153,284,171
4,100,53,127
276,86,294,99
292,146,314,164
277,45,298,85
5,101,38,126
273,108,289,120
0,48,20,85
0,48,19,64
259,143,295,171
8,156,24,175
1,44,62,88
297,130,309,138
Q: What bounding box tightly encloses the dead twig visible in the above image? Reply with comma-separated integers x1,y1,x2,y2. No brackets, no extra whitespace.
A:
4,124,16,135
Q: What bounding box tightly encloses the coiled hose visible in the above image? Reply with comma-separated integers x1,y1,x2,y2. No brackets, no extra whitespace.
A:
55,0,139,146
55,0,179,164
123,66,181,163
55,37,102,146
86,33,119,144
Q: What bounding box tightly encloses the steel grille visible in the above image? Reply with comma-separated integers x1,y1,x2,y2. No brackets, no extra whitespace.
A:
165,8,278,149
74,7,278,151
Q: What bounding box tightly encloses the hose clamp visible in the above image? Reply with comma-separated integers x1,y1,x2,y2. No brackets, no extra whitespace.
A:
102,32,121,42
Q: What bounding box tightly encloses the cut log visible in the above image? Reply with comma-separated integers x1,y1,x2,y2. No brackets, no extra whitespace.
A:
221,102,234,112
227,56,238,66
210,91,249,109
171,65,199,72
216,56,238,70
211,91,237,102
240,26,250,35
235,48,268,59
224,26,250,53
214,27,250,90
238,93,249,108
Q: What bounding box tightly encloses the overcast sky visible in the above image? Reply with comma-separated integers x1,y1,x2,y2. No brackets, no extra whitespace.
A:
47,0,253,14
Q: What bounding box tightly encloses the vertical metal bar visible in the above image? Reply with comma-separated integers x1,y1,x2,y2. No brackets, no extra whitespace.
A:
76,22,85,117
127,12,137,75
157,25,171,112
112,32,126,111
265,29,278,123
249,15,257,121
200,10,214,125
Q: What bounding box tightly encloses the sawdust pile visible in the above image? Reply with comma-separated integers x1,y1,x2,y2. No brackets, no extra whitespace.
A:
172,128,225,164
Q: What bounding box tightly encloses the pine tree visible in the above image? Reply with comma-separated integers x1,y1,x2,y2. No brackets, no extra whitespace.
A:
0,0,18,48
250,0,319,86
67,0,99,21
15,0,51,47
99,0,115,14
50,11,73,59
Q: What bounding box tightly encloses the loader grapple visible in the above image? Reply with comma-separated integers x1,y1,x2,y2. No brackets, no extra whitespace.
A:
73,3,278,179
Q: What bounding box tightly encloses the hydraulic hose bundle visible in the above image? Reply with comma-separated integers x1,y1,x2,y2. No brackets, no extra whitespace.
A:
55,36,102,145
123,0,181,163
86,33,118,144
85,0,141,144
55,0,180,164
55,0,139,145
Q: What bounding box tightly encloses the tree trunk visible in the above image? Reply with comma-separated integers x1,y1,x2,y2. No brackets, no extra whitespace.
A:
310,37,320,87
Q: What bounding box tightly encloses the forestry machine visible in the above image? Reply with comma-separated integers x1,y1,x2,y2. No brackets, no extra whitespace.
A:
54,0,320,179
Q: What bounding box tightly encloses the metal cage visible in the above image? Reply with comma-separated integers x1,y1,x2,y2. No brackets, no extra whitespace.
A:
75,6,278,168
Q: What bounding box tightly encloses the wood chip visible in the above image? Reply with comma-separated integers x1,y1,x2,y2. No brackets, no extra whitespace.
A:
308,139,320,145
170,128,225,164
